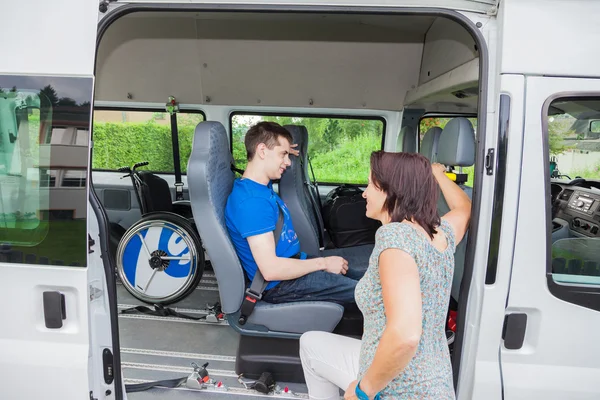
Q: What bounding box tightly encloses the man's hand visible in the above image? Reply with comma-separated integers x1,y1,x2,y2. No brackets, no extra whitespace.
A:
344,380,359,400
289,143,300,157
322,256,349,275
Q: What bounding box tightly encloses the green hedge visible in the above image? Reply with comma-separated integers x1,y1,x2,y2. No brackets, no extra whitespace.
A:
92,122,195,173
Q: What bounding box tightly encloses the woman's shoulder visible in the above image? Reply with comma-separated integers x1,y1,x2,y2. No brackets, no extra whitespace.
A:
375,222,410,240
375,222,420,256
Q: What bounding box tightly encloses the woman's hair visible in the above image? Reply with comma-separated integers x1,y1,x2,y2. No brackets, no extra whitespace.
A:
370,151,440,238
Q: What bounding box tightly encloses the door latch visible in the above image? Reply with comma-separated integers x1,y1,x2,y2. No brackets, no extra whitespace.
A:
43,291,66,329
485,148,495,175
502,313,527,349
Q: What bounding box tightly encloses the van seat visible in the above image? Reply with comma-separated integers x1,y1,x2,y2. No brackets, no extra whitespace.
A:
437,118,475,301
419,127,442,162
187,121,343,337
397,126,417,152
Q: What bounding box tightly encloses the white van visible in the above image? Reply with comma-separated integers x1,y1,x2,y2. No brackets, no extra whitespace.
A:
1,0,599,399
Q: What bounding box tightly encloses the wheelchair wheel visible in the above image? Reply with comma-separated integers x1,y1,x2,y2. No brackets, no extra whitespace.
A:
116,212,204,305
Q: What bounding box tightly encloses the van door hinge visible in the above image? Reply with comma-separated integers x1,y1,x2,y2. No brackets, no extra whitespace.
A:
103,348,115,384
88,234,95,254
485,148,495,175
502,313,527,350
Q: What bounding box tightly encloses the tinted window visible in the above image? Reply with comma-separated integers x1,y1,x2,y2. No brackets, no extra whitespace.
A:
231,114,384,185
0,76,92,267
547,98,600,287
92,110,204,173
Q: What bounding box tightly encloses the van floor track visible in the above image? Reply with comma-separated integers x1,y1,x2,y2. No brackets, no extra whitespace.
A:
117,271,312,399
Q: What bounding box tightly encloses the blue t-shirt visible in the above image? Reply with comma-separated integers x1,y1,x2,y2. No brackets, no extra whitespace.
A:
225,178,303,290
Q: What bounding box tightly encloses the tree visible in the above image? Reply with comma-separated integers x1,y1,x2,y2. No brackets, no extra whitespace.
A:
57,97,77,106
39,85,59,108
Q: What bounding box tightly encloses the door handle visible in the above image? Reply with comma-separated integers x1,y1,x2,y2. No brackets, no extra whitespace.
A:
43,291,66,329
502,313,528,349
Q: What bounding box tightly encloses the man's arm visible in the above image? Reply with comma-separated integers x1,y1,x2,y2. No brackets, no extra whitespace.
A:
247,232,347,281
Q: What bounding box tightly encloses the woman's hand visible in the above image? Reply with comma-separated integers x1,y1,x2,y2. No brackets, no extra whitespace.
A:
343,380,359,400
431,162,446,178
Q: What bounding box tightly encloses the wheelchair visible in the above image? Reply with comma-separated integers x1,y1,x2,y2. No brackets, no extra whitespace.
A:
114,161,205,304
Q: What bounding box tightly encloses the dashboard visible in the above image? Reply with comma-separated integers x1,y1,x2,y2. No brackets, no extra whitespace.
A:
551,180,600,238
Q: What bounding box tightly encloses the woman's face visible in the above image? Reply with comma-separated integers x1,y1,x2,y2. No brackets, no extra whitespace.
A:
363,173,388,222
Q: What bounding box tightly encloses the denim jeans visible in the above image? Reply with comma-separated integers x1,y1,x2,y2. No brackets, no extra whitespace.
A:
262,245,372,306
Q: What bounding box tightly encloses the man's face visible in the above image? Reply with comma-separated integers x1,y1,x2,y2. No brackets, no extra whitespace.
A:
262,137,292,180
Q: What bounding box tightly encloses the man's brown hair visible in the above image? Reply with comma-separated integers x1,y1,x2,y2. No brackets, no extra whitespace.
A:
244,122,293,161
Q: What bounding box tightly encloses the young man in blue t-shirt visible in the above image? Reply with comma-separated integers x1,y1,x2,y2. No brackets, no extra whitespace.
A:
225,122,365,306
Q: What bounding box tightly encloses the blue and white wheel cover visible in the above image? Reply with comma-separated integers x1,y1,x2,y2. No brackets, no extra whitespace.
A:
118,221,197,301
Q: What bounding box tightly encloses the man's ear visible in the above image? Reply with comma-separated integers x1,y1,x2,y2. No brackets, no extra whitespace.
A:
256,143,267,159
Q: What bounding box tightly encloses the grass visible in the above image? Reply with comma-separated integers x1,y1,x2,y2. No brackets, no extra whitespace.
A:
3,220,87,266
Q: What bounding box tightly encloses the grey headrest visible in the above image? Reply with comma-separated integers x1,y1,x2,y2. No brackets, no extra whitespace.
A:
437,118,475,166
419,126,442,162
187,121,245,314
397,126,417,153
283,125,309,177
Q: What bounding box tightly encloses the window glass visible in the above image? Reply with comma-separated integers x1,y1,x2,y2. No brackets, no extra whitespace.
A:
0,77,92,266
547,98,600,286
231,115,384,185
92,110,204,173
419,116,478,187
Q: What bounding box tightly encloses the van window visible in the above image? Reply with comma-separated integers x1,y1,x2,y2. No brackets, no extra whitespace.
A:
0,77,92,266
419,116,478,187
231,114,384,185
547,97,600,287
92,110,205,174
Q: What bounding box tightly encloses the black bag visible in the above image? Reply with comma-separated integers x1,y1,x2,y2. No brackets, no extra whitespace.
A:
321,184,381,248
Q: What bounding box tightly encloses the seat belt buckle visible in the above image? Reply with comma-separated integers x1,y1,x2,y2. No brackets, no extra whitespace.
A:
239,288,262,325
244,288,262,303
174,182,184,200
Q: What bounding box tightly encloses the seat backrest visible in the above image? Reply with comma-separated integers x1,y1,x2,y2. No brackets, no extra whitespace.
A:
396,126,417,153
279,125,322,256
419,127,442,162
138,171,173,214
436,117,475,301
187,121,245,314
437,118,475,167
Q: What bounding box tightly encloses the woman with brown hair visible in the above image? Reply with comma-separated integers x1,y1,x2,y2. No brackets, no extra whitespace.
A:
299,151,471,400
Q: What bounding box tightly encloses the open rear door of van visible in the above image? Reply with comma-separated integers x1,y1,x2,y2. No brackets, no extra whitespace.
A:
0,1,118,399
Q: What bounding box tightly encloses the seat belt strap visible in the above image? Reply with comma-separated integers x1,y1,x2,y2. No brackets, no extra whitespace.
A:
231,164,245,175
120,303,222,321
238,204,284,325
307,154,323,210
301,156,325,247
166,96,184,200
125,377,187,393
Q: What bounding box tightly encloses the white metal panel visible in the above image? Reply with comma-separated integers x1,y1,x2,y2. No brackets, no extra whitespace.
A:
501,76,600,399
468,74,526,400
500,0,600,78
419,17,478,85
104,0,498,15
95,14,423,110
0,266,91,399
0,0,99,76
